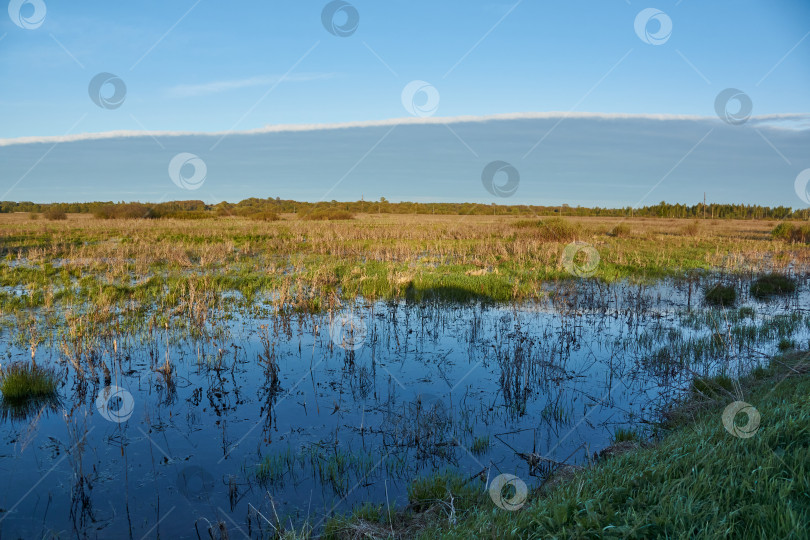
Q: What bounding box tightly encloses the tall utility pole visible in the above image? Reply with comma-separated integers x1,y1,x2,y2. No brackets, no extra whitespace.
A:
703,192,706,219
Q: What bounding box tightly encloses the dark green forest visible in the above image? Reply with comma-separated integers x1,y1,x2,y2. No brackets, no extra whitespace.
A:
2,198,808,220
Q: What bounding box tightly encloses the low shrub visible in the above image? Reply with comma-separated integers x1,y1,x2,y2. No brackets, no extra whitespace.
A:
513,217,581,241
93,203,158,219
43,208,67,221
771,222,810,243
301,209,355,221
610,223,632,237
249,211,280,221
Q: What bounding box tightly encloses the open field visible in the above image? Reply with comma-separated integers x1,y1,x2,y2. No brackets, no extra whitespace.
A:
2,213,807,313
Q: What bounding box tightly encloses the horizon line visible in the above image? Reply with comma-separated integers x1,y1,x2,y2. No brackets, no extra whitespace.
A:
3,197,804,210
2,111,809,148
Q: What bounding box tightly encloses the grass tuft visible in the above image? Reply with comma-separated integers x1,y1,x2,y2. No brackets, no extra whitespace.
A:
750,273,796,299
704,283,737,307
0,362,58,402
610,223,632,237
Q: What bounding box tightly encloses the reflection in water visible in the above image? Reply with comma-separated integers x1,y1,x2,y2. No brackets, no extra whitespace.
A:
0,276,807,537
0,393,61,422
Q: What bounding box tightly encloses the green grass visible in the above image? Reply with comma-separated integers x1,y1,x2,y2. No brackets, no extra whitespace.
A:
690,373,735,398
470,435,490,455
772,222,810,243
750,273,797,299
611,427,641,443
0,362,58,402
320,352,810,539
255,446,297,485
704,283,737,307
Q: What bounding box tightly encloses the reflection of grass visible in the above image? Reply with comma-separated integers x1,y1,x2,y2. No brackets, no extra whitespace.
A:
323,351,810,539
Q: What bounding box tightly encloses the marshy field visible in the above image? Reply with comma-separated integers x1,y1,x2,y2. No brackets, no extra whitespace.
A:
1,212,809,538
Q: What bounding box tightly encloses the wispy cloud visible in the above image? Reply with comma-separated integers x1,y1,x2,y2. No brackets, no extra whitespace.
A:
1,112,808,147
165,72,337,98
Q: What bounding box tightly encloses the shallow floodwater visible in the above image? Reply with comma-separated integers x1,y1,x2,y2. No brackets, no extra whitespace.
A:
0,276,808,538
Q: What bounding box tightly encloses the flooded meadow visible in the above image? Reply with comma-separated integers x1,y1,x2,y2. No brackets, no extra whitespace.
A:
1,273,808,538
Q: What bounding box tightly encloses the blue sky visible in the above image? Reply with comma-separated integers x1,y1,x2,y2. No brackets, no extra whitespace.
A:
1,1,809,205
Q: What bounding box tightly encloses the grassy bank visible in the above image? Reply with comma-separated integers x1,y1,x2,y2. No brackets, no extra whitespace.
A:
319,351,810,539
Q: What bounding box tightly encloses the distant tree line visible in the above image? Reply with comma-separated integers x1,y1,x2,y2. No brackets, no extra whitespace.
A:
1,198,808,221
